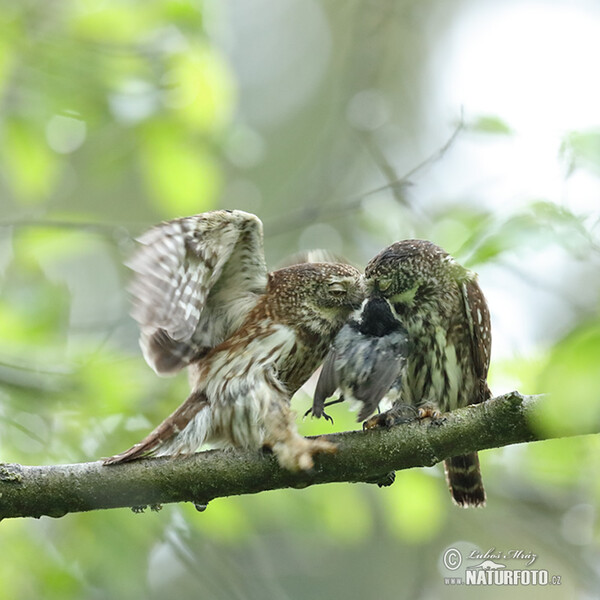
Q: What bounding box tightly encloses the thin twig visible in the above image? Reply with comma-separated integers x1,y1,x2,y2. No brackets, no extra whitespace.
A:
266,115,465,237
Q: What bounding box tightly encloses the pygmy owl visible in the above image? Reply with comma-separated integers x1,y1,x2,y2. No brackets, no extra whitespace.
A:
313,239,491,506
104,210,364,471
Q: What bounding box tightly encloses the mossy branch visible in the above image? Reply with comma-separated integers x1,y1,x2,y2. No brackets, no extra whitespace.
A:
0,392,578,520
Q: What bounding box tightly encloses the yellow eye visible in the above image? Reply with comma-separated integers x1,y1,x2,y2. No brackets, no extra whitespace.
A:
378,278,393,292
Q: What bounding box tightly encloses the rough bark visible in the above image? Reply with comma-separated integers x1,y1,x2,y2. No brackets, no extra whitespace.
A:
0,392,576,520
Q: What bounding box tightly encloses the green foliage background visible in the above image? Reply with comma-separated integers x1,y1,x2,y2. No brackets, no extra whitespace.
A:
1,1,599,598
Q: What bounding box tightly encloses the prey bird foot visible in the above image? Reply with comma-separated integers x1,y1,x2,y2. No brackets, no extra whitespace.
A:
305,397,345,422
322,411,334,425
303,406,334,424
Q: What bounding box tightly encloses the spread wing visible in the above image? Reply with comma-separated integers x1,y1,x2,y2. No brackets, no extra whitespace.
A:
461,276,492,403
128,210,268,375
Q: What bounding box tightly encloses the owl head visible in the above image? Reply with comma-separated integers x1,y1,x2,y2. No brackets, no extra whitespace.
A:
365,239,472,314
269,262,364,331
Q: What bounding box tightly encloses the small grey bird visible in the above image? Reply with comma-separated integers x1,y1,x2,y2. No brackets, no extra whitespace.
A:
311,296,410,423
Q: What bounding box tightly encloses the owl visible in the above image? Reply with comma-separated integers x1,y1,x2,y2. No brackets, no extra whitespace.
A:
103,210,364,471
312,240,491,506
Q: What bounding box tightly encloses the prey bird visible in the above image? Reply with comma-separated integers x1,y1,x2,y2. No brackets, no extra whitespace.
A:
311,296,410,423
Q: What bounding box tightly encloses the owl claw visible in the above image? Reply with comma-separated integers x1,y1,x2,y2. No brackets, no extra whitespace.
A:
363,404,418,430
363,412,396,430
417,406,442,420
272,436,336,471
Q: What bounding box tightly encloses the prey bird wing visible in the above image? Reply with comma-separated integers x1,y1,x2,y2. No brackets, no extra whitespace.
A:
312,349,339,419
353,345,407,421
128,210,268,374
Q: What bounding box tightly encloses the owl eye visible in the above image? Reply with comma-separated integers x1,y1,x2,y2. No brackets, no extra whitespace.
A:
377,278,393,292
327,282,347,297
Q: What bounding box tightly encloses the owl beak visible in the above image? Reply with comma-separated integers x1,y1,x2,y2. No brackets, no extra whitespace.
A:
364,278,378,297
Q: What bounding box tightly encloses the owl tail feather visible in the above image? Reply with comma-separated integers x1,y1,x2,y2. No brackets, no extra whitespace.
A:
103,390,209,465
444,452,486,507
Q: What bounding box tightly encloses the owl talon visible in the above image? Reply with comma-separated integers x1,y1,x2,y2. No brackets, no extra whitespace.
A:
417,406,442,420
363,404,418,430
272,436,336,471
363,413,390,430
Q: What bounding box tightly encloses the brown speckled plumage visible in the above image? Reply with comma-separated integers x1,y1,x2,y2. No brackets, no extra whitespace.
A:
104,211,363,471
364,239,491,506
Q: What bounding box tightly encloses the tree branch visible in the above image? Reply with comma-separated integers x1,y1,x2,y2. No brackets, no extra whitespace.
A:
0,392,581,520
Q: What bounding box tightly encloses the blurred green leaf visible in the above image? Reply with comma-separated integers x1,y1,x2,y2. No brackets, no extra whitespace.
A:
3,119,60,202
162,0,204,27
460,201,592,266
70,4,157,43
75,355,146,415
139,120,221,215
14,227,91,266
0,37,14,94
307,484,372,542
429,208,492,260
534,320,600,436
163,42,236,132
190,496,253,541
522,437,592,488
560,129,600,176
468,114,513,135
488,354,545,397
0,253,70,350
380,470,446,542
